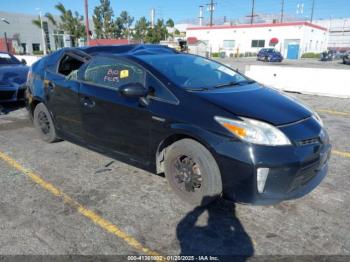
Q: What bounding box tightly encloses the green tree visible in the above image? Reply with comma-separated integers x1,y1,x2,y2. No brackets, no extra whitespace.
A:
92,0,116,39
166,18,174,28
119,11,134,38
133,17,149,42
50,2,85,46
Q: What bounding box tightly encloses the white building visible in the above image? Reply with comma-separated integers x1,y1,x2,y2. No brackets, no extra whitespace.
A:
186,22,329,59
314,18,350,50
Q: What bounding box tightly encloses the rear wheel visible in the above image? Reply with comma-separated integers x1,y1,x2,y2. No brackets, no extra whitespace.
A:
164,139,222,206
33,103,60,143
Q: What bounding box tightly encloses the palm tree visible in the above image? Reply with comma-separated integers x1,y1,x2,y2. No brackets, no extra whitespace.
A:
46,2,85,47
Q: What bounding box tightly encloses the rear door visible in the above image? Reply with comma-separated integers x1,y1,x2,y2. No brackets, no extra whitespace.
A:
45,50,90,141
79,56,152,162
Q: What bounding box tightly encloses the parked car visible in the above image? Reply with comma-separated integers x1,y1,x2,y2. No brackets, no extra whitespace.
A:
26,45,331,206
0,52,28,104
343,52,350,65
257,48,283,62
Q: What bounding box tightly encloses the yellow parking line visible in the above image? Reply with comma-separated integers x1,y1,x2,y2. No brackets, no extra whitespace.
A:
0,151,164,260
333,150,350,158
317,109,350,117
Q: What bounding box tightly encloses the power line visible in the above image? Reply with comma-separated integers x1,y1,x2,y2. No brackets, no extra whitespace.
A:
310,0,315,22
207,0,217,26
245,0,258,24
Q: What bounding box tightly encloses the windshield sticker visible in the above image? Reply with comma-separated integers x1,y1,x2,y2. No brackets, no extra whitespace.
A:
104,68,119,83
0,53,11,59
217,66,236,76
120,69,129,79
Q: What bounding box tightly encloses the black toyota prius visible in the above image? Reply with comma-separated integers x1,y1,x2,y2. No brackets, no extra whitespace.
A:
26,45,331,206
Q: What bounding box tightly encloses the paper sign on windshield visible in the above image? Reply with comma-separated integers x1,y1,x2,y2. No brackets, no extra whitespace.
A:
120,70,129,79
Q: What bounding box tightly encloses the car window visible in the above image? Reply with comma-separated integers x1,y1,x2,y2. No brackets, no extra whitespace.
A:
84,56,145,89
138,54,248,89
58,54,85,76
147,73,178,104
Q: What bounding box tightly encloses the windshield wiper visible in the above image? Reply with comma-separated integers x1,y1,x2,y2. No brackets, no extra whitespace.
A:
186,87,210,91
214,81,241,88
214,80,255,89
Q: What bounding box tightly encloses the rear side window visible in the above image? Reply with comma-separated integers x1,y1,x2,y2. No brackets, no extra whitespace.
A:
84,57,145,89
58,54,85,78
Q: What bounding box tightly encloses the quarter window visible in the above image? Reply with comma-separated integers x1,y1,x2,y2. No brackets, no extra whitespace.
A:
147,74,178,104
84,57,145,89
251,40,265,48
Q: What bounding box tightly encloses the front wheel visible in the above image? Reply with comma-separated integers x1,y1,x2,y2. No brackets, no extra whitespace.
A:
164,139,222,206
33,103,60,143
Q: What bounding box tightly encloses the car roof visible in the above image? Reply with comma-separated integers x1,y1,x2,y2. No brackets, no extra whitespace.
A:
78,44,178,57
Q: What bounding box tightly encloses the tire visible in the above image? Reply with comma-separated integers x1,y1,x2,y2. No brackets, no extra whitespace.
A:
33,103,60,143
264,56,268,62
164,139,222,206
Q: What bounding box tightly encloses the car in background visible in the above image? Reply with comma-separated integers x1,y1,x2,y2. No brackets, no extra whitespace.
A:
343,52,350,65
27,45,330,207
257,48,283,62
0,52,28,104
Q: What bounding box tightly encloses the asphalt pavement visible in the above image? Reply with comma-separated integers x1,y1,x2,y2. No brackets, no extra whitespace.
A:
0,93,349,260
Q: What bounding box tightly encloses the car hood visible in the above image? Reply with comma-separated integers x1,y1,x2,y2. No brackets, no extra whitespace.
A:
196,83,312,126
0,65,29,86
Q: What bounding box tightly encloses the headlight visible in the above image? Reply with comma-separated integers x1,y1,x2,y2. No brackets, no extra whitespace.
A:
312,111,324,127
214,116,291,146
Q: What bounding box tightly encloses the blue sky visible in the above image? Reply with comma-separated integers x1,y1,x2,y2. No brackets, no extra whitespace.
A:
1,0,349,22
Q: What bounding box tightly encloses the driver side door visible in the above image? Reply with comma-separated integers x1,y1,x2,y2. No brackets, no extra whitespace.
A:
79,56,152,162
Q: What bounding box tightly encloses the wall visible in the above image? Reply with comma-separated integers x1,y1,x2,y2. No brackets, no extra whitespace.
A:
15,55,41,66
245,65,350,98
314,18,350,49
186,22,328,57
0,11,49,54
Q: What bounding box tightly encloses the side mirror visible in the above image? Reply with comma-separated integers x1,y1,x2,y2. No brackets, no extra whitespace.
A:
21,59,27,65
120,83,149,98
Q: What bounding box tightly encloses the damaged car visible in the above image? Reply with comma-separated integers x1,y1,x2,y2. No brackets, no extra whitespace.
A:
26,45,331,206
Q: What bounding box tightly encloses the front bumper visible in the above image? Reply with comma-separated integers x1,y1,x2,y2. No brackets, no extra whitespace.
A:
0,85,26,103
213,117,331,205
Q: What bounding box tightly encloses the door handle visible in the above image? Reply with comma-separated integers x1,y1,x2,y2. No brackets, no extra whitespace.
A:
81,97,95,108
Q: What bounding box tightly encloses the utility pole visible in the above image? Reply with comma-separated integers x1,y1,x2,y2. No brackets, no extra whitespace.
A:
38,10,47,55
150,8,155,28
207,0,216,26
250,0,255,24
3,32,8,53
280,0,285,23
310,0,315,23
1,18,10,53
198,5,204,26
84,0,90,46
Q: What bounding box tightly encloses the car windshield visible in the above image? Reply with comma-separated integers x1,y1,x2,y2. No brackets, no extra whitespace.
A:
138,54,251,90
0,53,21,65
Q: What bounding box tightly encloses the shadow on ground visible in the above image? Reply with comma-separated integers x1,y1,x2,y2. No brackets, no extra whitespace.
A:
0,101,25,115
176,197,254,261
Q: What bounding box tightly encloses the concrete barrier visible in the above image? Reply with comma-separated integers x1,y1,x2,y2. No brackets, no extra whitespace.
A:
245,65,350,98
15,55,42,66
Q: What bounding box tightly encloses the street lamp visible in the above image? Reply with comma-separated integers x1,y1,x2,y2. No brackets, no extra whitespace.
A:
1,18,10,53
36,8,47,55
